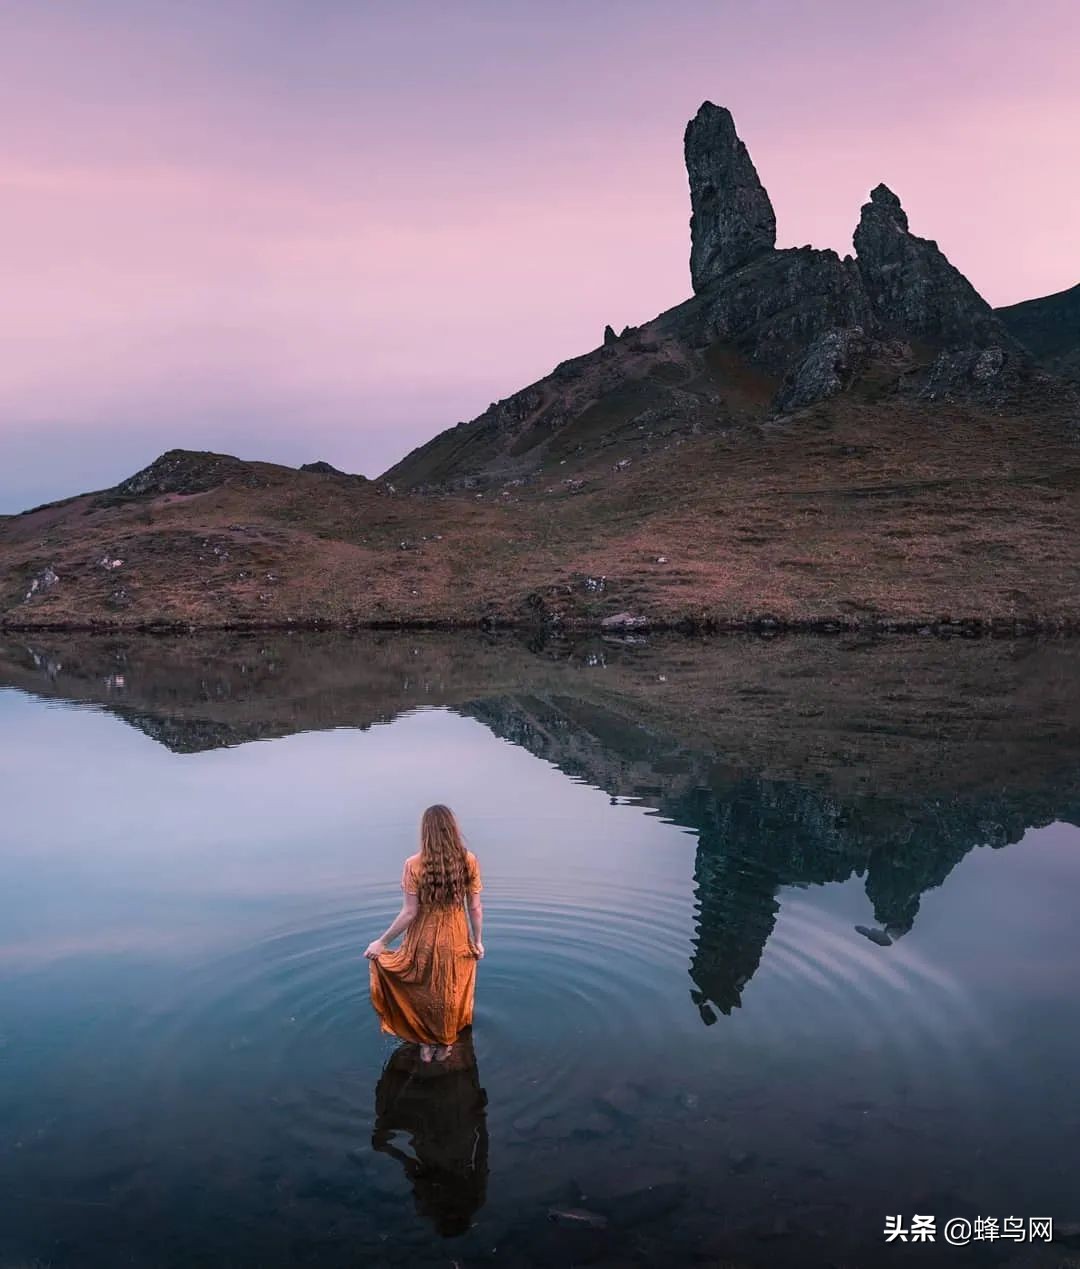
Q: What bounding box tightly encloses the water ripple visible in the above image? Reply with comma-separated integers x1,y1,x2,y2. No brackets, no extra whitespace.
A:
131,870,1000,1152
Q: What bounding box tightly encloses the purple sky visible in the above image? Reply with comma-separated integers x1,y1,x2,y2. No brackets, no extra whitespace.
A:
1,0,1077,512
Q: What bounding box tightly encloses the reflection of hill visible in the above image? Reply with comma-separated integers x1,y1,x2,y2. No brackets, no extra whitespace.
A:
465,690,1080,1018
4,632,1080,1019
688,776,1078,1020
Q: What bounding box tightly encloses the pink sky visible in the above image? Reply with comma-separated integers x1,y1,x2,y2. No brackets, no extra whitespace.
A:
1,0,1078,510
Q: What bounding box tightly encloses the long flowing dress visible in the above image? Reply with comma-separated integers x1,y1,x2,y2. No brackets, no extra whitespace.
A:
369,852,482,1046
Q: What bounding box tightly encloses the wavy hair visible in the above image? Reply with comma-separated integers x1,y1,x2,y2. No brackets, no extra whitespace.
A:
417,804,469,906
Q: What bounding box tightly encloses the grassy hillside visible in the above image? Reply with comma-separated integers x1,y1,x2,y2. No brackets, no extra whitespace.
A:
4,384,1080,632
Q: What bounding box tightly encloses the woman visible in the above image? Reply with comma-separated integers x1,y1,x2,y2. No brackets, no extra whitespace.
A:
365,804,484,1063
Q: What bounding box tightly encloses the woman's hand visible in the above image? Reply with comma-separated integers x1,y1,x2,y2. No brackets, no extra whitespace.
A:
364,939,385,960
473,941,485,960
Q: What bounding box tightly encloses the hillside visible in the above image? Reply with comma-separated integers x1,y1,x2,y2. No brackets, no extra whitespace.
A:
997,282,1080,382
4,386,1080,632
2,102,1079,633
383,104,1028,492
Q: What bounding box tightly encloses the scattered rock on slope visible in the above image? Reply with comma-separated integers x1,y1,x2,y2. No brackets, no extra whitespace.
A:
103,450,254,503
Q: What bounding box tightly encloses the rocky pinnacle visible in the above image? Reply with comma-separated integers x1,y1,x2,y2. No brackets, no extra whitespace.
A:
685,102,776,292
853,182,1002,346
384,104,1039,490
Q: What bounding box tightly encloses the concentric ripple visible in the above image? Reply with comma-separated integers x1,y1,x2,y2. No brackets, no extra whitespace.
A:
721,893,1006,1131
130,863,1002,1155
132,867,695,1147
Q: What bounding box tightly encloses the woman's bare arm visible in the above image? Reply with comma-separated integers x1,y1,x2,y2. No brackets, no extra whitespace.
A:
468,894,484,957
364,893,419,958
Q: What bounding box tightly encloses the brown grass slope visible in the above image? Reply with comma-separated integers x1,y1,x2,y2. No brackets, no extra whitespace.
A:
3,375,1080,631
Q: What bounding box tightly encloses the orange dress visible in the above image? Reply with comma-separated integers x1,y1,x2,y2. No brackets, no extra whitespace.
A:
369,852,483,1046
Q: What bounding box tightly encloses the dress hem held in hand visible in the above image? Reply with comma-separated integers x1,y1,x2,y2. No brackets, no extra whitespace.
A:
369,851,483,1046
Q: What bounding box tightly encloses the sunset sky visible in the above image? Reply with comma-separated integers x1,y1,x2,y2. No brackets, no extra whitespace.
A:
2,0,1078,511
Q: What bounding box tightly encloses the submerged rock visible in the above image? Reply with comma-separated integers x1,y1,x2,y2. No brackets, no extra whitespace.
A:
548,1206,609,1229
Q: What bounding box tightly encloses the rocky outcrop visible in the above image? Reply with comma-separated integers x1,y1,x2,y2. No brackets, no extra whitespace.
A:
300,460,367,481
101,449,369,508
103,449,254,504
685,102,776,290
775,326,872,411
684,245,872,380
997,283,1080,383
24,566,59,603
911,345,1029,403
384,104,1056,490
853,184,1006,347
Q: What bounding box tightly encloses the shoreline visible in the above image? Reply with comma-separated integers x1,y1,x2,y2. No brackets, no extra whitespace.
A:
1,613,1074,637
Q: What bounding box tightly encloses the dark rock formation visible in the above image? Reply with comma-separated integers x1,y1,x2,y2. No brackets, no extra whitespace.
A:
684,245,872,385
103,449,254,504
997,282,1080,382
384,104,1054,491
685,102,776,291
300,460,366,480
775,326,871,411
854,184,1006,346
911,345,1029,403
102,450,368,508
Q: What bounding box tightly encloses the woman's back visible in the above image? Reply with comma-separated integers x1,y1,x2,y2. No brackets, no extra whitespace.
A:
403,850,482,908
366,806,484,1062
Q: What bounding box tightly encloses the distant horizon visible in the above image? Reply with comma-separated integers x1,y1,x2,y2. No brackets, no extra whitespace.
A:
2,0,1078,513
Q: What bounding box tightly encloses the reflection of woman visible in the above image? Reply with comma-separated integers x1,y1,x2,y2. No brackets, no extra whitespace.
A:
371,1032,489,1237
365,805,484,1063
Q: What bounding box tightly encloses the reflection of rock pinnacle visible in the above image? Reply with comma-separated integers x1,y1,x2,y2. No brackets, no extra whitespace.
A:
855,924,893,947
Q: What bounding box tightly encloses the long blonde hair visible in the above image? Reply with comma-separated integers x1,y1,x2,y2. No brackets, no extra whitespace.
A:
417,804,469,906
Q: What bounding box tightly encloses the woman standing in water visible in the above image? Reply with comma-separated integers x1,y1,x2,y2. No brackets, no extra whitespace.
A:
365,805,484,1063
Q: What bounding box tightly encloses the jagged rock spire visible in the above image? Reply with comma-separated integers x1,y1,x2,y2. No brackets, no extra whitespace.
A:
864,183,908,229
685,102,776,292
853,184,1002,346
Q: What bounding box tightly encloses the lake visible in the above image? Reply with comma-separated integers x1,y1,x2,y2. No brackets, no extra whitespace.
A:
1,632,1078,1268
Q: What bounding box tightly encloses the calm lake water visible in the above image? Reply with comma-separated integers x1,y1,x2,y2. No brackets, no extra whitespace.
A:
1,633,1078,1268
